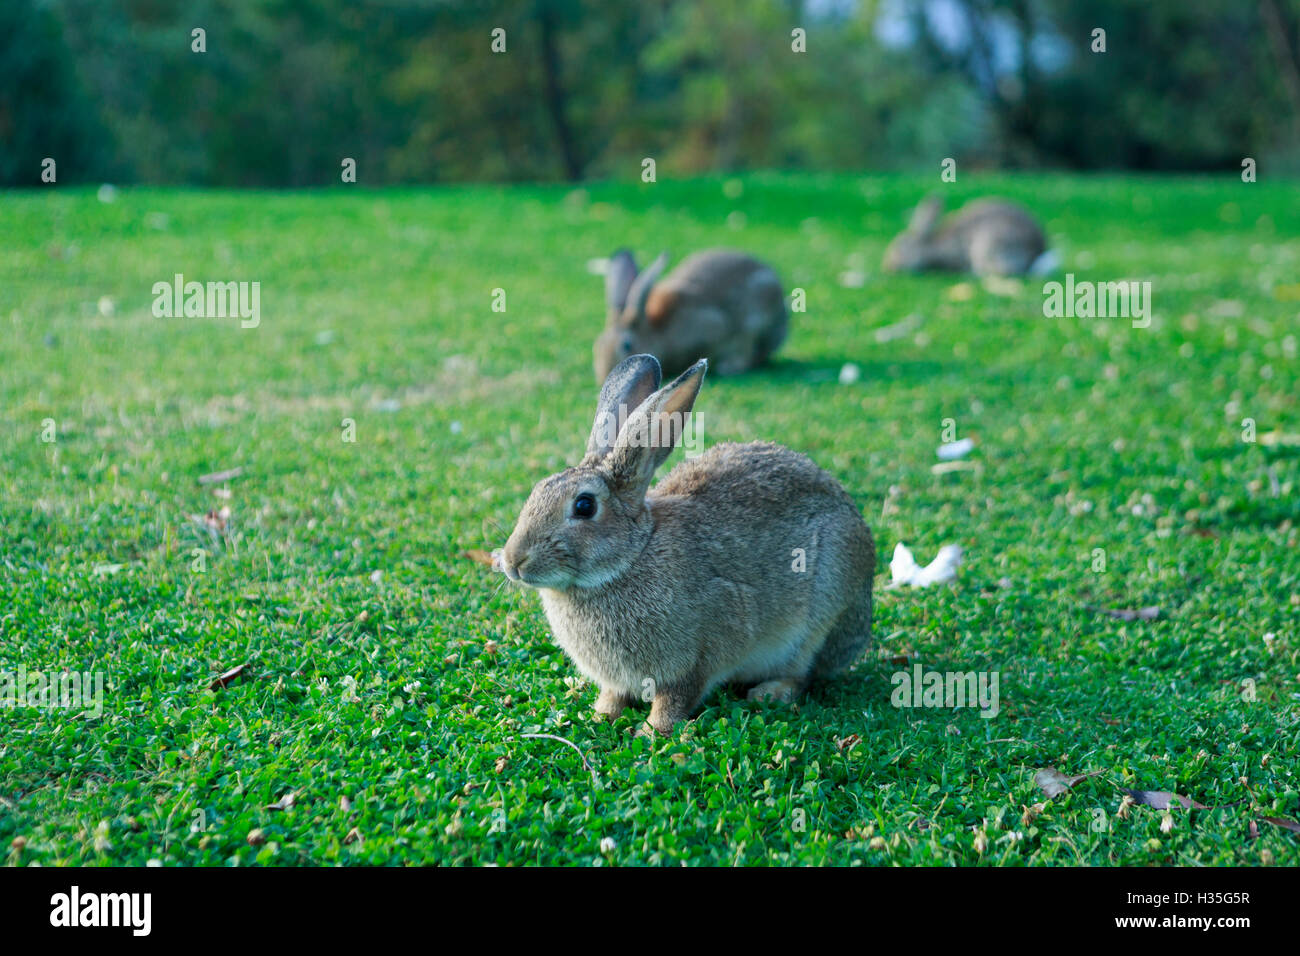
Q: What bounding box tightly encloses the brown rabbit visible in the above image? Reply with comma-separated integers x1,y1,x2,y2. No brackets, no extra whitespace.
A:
883,196,1053,277
502,353,875,736
594,249,788,383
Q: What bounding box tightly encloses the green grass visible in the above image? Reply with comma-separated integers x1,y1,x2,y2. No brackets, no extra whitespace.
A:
1,173,1297,866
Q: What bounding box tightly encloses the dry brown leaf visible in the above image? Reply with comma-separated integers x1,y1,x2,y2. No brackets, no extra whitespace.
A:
209,664,248,691
1022,802,1047,825
836,734,862,752
461,548,496,566
264,792,296,811
1035,767,1103,799
1116,793,1136,819
1120,788,1207,810
1259,815,1300,834
494,757,508,774
199,466,245,485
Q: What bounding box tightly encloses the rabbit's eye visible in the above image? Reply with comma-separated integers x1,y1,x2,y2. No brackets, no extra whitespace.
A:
620,336,634,354
572,493,597,519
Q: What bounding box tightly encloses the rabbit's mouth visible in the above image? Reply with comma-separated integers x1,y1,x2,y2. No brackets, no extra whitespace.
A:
502,554,571,590
501,558,532,585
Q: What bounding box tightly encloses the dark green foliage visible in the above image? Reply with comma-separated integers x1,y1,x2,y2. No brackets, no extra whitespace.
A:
3,0,1297,185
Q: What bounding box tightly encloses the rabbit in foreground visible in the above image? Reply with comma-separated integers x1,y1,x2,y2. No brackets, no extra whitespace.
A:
594,248,788,383
502,353,875,736
883,196,1052,277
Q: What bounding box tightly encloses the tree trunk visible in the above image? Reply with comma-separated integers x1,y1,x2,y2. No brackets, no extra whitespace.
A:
536,2,583,181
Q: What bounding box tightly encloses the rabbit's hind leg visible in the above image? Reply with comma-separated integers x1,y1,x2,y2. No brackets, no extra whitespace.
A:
594,686,636,721
811,586,873,678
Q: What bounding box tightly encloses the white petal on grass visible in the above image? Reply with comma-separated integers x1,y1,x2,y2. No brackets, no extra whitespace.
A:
889,542,962,588
937,438,975,460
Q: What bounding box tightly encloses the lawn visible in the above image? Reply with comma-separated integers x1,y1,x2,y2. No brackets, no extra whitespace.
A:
0,173,1297,866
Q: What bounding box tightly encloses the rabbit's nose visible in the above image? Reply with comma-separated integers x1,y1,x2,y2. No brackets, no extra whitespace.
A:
501,542,527,581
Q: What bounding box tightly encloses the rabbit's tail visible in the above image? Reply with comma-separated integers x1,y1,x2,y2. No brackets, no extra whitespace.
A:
1028,248,1061,277
812,587,874,678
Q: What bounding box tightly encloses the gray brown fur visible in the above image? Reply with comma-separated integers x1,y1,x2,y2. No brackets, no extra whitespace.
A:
594,248,788,383
883,196,1048,277
502,354,875,736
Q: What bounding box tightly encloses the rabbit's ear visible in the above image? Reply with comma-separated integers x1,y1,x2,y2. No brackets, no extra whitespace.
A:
624,252,668,325
585,353,662,461
908,196,944,235
606,358,707,497
644,286,679,327
605,249,638,317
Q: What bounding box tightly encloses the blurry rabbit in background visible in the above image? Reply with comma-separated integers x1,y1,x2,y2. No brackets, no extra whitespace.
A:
883,196,1056,277
594,248,788,382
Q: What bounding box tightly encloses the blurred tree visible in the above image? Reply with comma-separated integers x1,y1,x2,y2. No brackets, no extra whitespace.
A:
1,0,1296,184
901,0,1300,170
0,0,107,184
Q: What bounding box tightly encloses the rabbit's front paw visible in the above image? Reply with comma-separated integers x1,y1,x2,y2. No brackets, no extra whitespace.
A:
594,687,634,721
642,682,703,736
